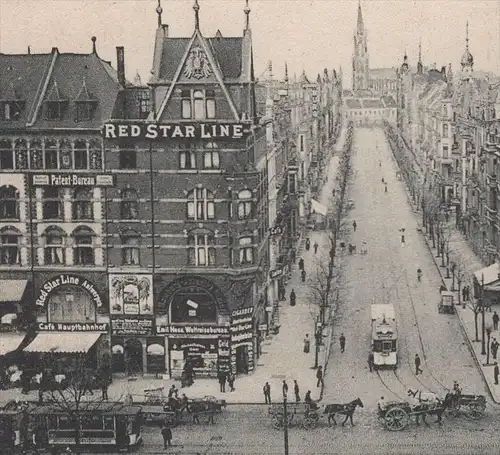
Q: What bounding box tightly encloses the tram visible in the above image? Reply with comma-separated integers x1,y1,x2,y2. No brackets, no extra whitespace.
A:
371,304,397,368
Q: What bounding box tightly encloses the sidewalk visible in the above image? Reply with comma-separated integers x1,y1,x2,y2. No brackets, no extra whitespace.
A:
390,147,500,404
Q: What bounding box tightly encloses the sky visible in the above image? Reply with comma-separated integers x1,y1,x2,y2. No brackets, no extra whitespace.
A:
0,0,499,88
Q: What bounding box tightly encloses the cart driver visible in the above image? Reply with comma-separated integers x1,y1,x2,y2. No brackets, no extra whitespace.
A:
180,393,189,412
377,396,386,413
453,381,461,395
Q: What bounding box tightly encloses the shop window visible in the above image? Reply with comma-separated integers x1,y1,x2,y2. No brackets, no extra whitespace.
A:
119,149,137,169
0,226,20,265
120,188,139,219
147,343,165,373
239,236,254,264
72,187,94,220
169,288,217,323
43,226,65,265
179,147,196,169
203,142,220,169
0,186,19,220
42,187,62,220
44,141,58,169
48,283,96,323
72,226,95,265
238,190,253,219
122,234,140,266
74,141,88,169
0,141,13,169
187,232,216,266
111,344,125,373
187,188,215,220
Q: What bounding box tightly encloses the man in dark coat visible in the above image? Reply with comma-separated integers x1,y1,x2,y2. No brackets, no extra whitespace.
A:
368,352,374,372
293,380,300,402
316,366,324,388
494,362,499,386
301,269,306,283
414,354,423,375
492,338,499,360
298,258,305,271
493,311,499,331
290,289,296,306
161,425,172,448
282,380,288,397
305,238,311,251
263,382,271,404
339,333,346,353
217,370,226,393
313,242,319,254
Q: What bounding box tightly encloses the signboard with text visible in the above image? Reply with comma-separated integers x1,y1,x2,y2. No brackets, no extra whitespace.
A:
38,322,109,332
111,318,153,336
36,274,103,308
32,174,115,187
157,325,230,336
103,123,248,140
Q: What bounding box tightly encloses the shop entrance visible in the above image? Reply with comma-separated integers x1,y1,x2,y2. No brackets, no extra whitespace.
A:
235,345,249,374
124,339,143,375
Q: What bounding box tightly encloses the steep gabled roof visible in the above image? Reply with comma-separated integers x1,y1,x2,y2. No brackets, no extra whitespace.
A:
45,80,66,102
74,79,97,102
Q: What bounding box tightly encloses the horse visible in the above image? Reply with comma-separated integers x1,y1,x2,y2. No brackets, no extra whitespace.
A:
189,400,221,424
407,389,438,405
419,392,454,426
323,398,364,426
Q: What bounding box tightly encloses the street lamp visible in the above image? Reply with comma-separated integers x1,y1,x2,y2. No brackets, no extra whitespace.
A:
485,324,493,365
481,274,486,355
282,391,289,455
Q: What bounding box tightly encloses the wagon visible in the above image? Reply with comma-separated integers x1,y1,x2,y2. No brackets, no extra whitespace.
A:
268,403,320,430
447,394,487,419
377,400,446,431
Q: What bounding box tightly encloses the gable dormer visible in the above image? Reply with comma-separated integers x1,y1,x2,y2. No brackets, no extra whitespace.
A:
74,78,98,122
0,82,25,121
44,80,68,120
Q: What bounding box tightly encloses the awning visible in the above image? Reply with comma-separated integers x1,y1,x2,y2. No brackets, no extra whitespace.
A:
474,263,500,286
1,313,17,325
24,332,102,354
0,280,28,303
0,333,26,356
311,199,327,216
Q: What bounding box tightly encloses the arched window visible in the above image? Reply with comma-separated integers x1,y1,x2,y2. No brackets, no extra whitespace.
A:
0,226,20,265
44,140,58,169
238,190,253,220
42,187,62,220
193,90,205,120
187,231,215,266
187,188,215,220
179,145,196,170
239,236,254,264
72,226,95,265
443,124,449,138
122,231,140,265
89,142,102,170
59,141,72,169
0,140,13,170
74,140,88,169
203,142,220,169
72,187,94,220
0,186,19,220
121,188,139,219
43,226,66,265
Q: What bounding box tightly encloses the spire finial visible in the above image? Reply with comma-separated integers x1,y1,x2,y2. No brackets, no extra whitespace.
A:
91,36,97,54
244,0,251,31
156,0,163,28
465,21,469,49
284,62,288,82
357,0,364,32
193,0,200,30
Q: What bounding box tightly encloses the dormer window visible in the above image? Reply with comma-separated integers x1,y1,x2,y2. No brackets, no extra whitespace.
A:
74,79,97,122
0,83,25,121
181,89,216,120
44,81,68,120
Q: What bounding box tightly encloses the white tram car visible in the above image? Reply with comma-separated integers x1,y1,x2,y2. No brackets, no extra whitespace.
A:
371,304,397,368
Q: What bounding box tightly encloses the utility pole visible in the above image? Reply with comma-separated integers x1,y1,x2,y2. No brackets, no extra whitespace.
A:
283,392,289,455
481,274,486,355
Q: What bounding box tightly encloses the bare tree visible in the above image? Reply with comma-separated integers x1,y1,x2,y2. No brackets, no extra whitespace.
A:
44,357,118,448
306,259,340,326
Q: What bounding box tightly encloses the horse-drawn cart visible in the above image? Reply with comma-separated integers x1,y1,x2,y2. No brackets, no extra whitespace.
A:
447,394,487,419
268,403,320,430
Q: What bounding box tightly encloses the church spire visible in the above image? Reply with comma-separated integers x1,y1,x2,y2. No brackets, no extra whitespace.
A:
417,39,423,74
244,0,251,31
156,0,163,28
357,1,364,33
193,0,200,30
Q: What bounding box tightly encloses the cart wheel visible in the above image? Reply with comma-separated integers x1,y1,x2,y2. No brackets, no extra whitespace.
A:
165,414,177,427
446,399,461,418
272,413,285,429
466,402,485,420
384,407,409,431
302,415,318,430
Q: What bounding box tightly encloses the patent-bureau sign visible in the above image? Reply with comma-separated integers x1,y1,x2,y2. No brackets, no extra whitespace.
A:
103,123,247,140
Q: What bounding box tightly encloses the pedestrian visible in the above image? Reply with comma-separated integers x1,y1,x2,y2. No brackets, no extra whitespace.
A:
263,382,271,404
381,177,384,183
466,286,471,301
161,424,172,448
301,269,306,283
462,286,467,303
352,220,357,232
298,258,305,271
290,289,296,307
303,334,310,353
305,238,311,251
293,380,300,402
282,380,288,397
493,312,499,331
291,249,296,264
313,242,319,254
316,366,324,388
228,373,235,392
368,352,374,372
414,354,423,375
495,362,499,385
491,338,498,360
385,184,388,193
101,376,109,401
217,370,226,393
339,333,346,353
401,234,405,245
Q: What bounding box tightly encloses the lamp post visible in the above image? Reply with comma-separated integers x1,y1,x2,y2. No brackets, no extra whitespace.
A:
282,391,289,455
481,274,486,355
485,324,493,365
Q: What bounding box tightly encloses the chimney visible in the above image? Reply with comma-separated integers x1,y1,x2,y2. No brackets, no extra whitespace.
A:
162,24,169,37
116,46,126,87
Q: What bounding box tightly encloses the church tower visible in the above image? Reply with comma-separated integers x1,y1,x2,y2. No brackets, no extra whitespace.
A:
352,2,369,91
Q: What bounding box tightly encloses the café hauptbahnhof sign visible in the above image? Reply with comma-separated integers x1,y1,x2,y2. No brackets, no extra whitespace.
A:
103,123,247,140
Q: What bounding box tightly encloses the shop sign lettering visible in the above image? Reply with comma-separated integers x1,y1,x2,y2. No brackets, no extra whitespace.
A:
36,275,103,308
157,325,229,335
111,318,153,336
103,123,247,140
231,307,253,318
38,322,109,332
32,174,115,187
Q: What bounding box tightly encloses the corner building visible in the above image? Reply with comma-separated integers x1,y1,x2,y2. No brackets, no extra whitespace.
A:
104,4,268,378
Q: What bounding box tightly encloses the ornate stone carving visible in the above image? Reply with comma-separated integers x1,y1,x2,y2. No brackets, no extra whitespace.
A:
229,278,253,299
183,45,212,79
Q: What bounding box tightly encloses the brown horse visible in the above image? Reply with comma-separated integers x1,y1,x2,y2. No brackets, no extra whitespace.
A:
324,398,364,426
